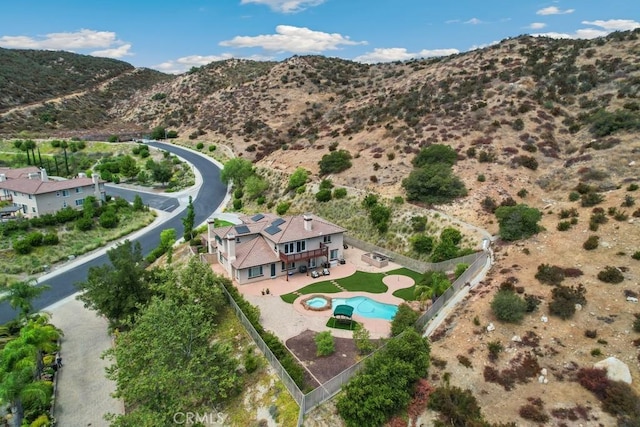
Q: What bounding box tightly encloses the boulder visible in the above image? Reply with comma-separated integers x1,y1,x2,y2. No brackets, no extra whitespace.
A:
594,357,632,384
541,315,548,323
487,323,495,332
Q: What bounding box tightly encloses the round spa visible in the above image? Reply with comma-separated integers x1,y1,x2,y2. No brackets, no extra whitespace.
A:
301,295,332,311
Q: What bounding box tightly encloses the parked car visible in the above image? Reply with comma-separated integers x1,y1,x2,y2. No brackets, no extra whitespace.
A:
322,268,330,276
311,270,320,278
299,265,308,274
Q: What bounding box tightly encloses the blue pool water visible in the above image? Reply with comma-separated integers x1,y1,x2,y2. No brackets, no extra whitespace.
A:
307,297,330,308
331,296,398,321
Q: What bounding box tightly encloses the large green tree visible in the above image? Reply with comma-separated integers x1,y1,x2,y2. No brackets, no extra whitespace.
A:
494,204,542,241
287,167,309,191
75,240,152,329
181,196,195,241
105,260,238,424
220,158,254,187
412,144,458,168
402,163,467,204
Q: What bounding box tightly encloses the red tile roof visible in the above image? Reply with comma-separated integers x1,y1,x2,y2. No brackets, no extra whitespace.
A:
0,176,97,195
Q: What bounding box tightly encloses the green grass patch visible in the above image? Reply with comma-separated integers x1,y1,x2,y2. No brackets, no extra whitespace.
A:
388,267,423,282
280,293,299,304
326,317,359,331
393,286,417,301
336,271,388,293
214,219,235,227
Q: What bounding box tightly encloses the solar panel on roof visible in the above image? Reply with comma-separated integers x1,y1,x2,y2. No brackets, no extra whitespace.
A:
271,218,285,227
234,225,250,234
264,225,281,235
251,213,265,221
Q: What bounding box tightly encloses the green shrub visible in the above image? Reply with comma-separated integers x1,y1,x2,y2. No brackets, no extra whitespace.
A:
411,234,434,254
233,188,244,199
233,198,243,210
25,231,44,247
557,221,571,231
597,266,624,283
196,142,204,150
276,202,290,215
454,263,469,279
314,331,335,356
495,204,542,241
477,174,486,182
583,235,599,250
428,385,486,425
12,239,32,254
42,233,59,246
244,348,259,373
287,167,309,191
333,188,347,199
517,188,528,198
487,341,503,361
491,290,527,323
76,217,94,231
627,183,639,191
632,251,640,260
390,303,418,336
622,195,635,207
319,150,352,175
315,189,332,202
569,191,580,201
353,324,374,355
208,145,217,152
549,284,587,319
534,264,565,286
99,210,118,228
581,192,604,207
633,314,640,333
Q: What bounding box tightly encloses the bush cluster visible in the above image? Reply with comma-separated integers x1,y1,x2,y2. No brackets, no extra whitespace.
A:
314,331,335,356
583,235,599,250
549,284,587,319
577,367,640,423
597,266,624,284
491,289,527,323
535,264,565,286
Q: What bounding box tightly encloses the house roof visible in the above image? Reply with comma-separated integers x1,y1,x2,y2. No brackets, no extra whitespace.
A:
232,236,280,269
0,166,41,180
0,176,97,195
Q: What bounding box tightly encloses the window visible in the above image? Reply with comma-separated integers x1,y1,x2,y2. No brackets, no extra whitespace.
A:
75,187,83,193
235,237,240,243
323,235,332,243
62,190,70,197
28,194,32,199
32,207,36,213
75,199,84,206
63,201,67,208
330,249,339,260
56,191,60,197
284,242,294,254
296,240,306,252
248,266,263,278
284,240,306,254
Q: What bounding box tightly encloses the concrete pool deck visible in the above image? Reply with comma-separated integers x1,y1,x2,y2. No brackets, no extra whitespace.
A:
209,247,417,339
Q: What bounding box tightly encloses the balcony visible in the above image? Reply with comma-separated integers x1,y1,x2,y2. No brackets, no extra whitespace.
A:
0,195,12,202
279,243,328,264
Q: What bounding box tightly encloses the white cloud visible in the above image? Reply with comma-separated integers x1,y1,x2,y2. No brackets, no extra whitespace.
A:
91,44,133,59
469,40,500,50
354,47,458,64
528,22,547,30
465,18,483,25
240,0,325,13
220,25,365,54
153,53,276,74
582,19,640,31
536,6,574,16
533,19,640,40
0,29,121,50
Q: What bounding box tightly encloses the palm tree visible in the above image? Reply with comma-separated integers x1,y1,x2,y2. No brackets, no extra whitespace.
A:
414,271,451,308
0,279,50,320
0,317,60,426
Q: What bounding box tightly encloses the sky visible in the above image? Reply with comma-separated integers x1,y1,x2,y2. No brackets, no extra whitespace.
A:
0,0,638,74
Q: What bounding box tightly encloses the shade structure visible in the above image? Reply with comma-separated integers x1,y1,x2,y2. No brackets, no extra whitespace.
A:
333,304,354,318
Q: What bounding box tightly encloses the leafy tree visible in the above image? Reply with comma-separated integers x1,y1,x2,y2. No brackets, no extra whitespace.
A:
315,189,332,202
411,215,427,232
454,263,469,279
440,227,462,245
160,229,176,254
491,290,527,323
415,271,450,302
276,201,290,215
549,284,587,319
75,240,152,329
105,296,238,424
182,196,195,241
353,324,374,355
319,179,334,190
119,155,139,179
99,208,118,229
411,234,434,254
430,239,460,263
244,175,269,200
495,204,542,241
402,163,467,204
390,303,418,336
314,331,335,356
150,126,166,140
132,195,144,211
318,150,352,175
287,167,308,191
150,161,173,187
369,204,391,233
220,158,254,187
412,144,458,168
0,280,50,320
362,193,379,209
333,188,347,199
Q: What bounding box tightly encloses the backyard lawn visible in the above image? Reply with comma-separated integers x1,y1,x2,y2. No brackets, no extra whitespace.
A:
280,268,422,303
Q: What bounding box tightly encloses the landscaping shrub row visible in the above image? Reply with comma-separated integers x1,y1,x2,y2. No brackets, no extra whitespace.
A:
219,278,306,389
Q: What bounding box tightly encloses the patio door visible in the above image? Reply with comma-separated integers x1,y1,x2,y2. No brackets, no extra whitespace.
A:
270,263,276,278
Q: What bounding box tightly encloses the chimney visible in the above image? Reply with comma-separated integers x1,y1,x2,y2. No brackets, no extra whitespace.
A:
78,172,86,178
28,172,39,180
40,168,48,182
226,233,236,261
92,174,101,201
303,214,313,231
0,174,5,182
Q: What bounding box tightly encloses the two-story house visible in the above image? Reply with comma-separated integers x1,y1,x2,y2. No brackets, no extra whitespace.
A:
0,167,106,218
207,213,346,284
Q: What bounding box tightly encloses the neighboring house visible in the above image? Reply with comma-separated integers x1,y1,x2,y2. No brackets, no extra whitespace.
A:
0,167,106,218
207,213,346,284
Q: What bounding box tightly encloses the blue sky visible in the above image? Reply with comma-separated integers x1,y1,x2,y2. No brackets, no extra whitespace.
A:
1,0,638,74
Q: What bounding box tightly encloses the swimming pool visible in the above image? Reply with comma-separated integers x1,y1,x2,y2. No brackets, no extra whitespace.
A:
331,296,398,321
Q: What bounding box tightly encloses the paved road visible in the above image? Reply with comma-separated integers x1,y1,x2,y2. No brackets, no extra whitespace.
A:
0,142,228,323
105,184,180,212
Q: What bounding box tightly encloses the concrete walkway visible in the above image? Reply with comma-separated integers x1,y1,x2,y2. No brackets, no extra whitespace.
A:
47,295,122,426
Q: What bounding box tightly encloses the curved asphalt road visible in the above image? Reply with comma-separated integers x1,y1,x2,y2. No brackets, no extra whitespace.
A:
0,142,227,323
